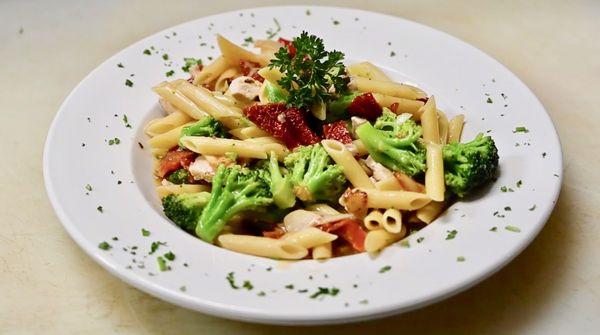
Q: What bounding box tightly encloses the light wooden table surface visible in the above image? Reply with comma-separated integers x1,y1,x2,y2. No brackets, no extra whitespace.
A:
1,0,598,334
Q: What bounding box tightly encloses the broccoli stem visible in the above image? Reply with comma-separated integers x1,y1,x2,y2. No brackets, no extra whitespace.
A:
268,152,296,208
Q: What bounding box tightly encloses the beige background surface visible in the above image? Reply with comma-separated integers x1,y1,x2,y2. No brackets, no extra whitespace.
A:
1,0,598,334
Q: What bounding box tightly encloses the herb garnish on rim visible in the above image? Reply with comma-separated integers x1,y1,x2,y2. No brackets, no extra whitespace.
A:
269,32,349,110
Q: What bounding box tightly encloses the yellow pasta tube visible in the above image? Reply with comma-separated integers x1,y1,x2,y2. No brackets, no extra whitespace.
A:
180,136,281,159
144,111,193,137
356,187,431,210
193,56,229,85
381,208,403,234
321,140,375,189
437,109,449,145
364,227,406,253
281,227,338,249
416,201,447,224
217,234,308,260
363,210,384,230
374,176,404,191
156,185,210,199
229,126,271,140
352,139,368,156
372,93,424,115
148,122,193,149
213,67,241,92
420,96,440,144
347,61,392,81
217,34,269,67
305,204,341,215
153,83,208,120
349,77,426,100
175,81,242,120
448,114,465,143
425,142,445,202
312,243,332,260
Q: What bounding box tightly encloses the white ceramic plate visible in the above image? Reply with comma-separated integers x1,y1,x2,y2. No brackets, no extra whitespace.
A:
43,6,562,325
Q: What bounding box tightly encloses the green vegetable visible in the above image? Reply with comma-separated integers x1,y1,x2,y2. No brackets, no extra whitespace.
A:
310,287,340,299
166,168,191,184
196,165,272,242
263,81,288,103
269,32,348,110
98,241,111,250
266,151,295,208
284,144,347,202
162,192,211,232
443,134,499,197
356,110,426,177
179,116,226,146
182,57,202,72
157,256,168,271
325,92,359,123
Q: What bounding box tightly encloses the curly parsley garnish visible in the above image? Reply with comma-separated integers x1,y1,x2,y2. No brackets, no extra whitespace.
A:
269,32,348,110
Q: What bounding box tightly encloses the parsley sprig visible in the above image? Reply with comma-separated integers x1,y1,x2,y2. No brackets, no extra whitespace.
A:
269,32,348,110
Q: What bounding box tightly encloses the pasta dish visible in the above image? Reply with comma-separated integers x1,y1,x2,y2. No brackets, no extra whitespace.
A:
144,32,499,260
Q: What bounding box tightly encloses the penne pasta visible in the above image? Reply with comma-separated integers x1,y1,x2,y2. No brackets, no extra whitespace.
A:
372,93,424,115
364,227,407,253
349,77,426,100
156,184,210,199
355,187,432,210
281,227,338,249
425,142,446,202
152,83,209,120
144,111,193,137
193,56,229,85
321,139,375,189
374,176,404,191
228,126,271,140
416,201,448,224
218,234,308,259
420,96,440,144
363,209,384,230
213,67,241,92
312,242,333,259
381,208,403,234
448,114,465,143
217,34,270,67
175,81,242,120
305,203,341,215
347,61,392,81
393,171,426,193
437,109,449,145
147,122,193,149
180,136,288,160
352,139,368,156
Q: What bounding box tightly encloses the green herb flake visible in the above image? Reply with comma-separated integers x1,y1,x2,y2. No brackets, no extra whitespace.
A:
242,280,254,290
284,284,294,290
157,256,169,271
333,20,340,25
226,272,240,289
125,79,133,87
112,236,118,241
400,239,410,248
85,184,93,192
257,291,266,297
306,9,311,16
417,237,425,243
179,286,187,292
98,241,111,250
390,51,396,57
359,299,369,305
242,36,254,47
310,287,340,299
117,63,124,68
490,226,498,232
266,18,281,39
504,206,512,211
182,58,202,72
379,265,391,273
505,225,521,233
163,251,176,261
513,126,529,133
141,228,150,237
529,204,537,211
143,49,151,55
162,53,169,60
500,186,507,192
96,206,103,213
266,266,272,272
486,97,493,103
457,256,466,262
516,180,523,188
446,230,458,240
165,70,175,77
150,241,166,254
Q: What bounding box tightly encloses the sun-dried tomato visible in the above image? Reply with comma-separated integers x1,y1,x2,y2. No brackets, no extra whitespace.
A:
323,120,353,144
347,93,382,121
389,102,399,113
244,103,301,148
156,150,197,178
277,37,296,58
320,219,366,252
239,60,261,76
284,107,321,146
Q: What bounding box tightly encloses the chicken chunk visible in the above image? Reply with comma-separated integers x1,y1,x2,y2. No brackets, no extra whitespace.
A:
226,76,261,102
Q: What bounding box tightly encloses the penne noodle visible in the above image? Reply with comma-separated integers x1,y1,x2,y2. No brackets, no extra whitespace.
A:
254,39,284,53
156,184,210,199
347,61,392,81
153,83,208,120
374,176,404,191
356,187,432,210
321,139,375,189
352,139,368,156
144,111,193,137
349,77,426,100
147,122,193,149
425,142,446,202
363,210,384,231
420,96,440,144
213,67,241,92
393,172,426,193
257,68,286,89
381,208,403,234
373,93,424,115
218,234,308,260
193,56,229,85
217,34,269,67
180,136,288,160
437,109,449,145
364,227,407,253
448,114,465,143
175,81,242,120
416,201,448,224
312,242,332,260
305,203,341,215
281,227,338,249
229,126,271,140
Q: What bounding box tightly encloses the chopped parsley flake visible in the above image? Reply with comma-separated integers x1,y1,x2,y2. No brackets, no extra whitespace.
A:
266,266,272,272
157,256,169,271
150,241,166,254
446,230,458,240
96,206,103,213
542,152,547,158
242,36,254,47
390,51,396,57
333,20,340,25
179,286,187,292
457,256,466,262
400,239,410,248
306,9,311,15
143,49,151,55
490,226,498,232
117,63,124,68
163,251,175,261
98,241,111,250
516,180,523,188
226,272,240,289
108,137,120,145
141,228,150,237
257,291,266,297
298,289,308,293
504,206,512,211
266,18,281,39
359,299,369,305
125,79,133,87
182,58,202,72
513,126,529,133
417,237,425,243
505,225,521,233
379,265,391,273
162,53,169,60
486,97,493,103
112,237,118,241
165,70,175,77
310,287,340,299
284,284,294,289
242,280,254,290
500,186,507,192
123,114,132,128
529,204,537,211
85,184,92,192
138,142,144,149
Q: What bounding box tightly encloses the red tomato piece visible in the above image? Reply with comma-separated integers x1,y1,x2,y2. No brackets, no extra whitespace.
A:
320,219,366,252
347,93,383,121
277,37,296,58
323,120,353,144
156,150,197,178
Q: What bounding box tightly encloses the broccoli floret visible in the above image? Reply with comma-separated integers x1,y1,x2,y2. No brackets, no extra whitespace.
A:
166,168,191,184
443,134,499,197
196,165,272,242
179,116,226,145
325,92,359,123
267,151,296,208
356,110,426,177
284,144,347,202
162,192,211,232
